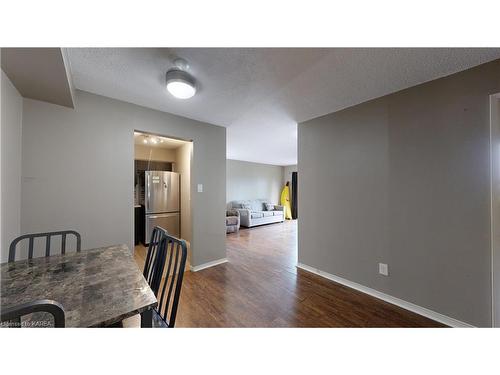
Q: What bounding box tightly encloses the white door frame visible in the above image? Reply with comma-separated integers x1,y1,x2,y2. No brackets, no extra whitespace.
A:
490,93,500,327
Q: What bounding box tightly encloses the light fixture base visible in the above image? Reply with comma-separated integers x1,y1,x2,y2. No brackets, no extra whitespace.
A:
173,58,189,71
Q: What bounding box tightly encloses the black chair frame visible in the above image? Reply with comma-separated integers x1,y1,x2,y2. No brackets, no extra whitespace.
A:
0,299,66,328
9,230,81,262
143,227,187,328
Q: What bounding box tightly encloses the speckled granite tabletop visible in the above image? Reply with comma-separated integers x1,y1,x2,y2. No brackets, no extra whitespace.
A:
1,244,157,327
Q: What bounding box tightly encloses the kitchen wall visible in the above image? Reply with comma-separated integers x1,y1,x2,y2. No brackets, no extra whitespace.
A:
1,70,23,263
298,59,500,327
134,144,177,163
226,159,283,205
21,90,226,267
176,142,192,243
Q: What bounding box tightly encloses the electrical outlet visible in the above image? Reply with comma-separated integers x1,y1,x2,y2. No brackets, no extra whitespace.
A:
378,263,389,276
197,184,203,193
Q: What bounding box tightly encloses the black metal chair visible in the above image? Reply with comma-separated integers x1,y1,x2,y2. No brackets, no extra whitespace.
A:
8,230,81,262
152,231,188,328
123,226,187,328
143,226,169,296
0,299,66,328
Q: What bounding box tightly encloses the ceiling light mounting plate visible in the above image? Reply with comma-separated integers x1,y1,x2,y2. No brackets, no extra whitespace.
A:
173,58,190,71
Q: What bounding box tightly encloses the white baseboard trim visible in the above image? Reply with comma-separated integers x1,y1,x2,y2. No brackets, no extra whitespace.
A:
190,258,228,272
296,263,474,328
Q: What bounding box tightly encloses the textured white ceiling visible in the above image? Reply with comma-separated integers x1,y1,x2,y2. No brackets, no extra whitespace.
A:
66,48,500,165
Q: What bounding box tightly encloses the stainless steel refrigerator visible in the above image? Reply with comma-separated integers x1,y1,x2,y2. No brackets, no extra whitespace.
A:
144,171,180,243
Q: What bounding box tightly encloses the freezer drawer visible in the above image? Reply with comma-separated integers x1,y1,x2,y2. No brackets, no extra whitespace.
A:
145,212,180,243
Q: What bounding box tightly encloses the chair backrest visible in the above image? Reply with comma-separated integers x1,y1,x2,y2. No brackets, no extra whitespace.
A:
143,226,169,295
9,230,81,262
143,226,187,328
0,299,65,328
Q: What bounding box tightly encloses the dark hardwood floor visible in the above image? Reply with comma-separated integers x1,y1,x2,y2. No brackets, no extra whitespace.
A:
135,220,444,327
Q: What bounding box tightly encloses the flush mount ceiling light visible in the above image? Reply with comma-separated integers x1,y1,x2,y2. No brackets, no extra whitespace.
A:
141,134,164,145
166,58,197,99
136,131,170,145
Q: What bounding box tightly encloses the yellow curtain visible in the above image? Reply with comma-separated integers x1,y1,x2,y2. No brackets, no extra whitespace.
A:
280,185,292,220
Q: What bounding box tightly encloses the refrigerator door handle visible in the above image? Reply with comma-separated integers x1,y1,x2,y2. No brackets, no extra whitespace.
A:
145,173,150,211
148,213,178,219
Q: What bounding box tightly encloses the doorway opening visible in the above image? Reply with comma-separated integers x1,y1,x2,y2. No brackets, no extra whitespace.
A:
133,130,193,269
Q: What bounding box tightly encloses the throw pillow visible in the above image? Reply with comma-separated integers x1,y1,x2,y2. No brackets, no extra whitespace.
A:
264,203,274,211
240,203,252,210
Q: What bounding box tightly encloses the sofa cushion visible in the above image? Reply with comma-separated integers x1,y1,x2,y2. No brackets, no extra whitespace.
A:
264,203,274,211
251,212,264,219
250,200,264,212
273,211,283,216
230,199,276,212
229,200,249,209
261,211,273,217
226,216,239,225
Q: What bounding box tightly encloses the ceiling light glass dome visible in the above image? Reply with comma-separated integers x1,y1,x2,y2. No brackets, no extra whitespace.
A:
166,68,197,99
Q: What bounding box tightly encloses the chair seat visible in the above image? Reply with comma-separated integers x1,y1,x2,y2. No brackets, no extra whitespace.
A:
121,309,168,328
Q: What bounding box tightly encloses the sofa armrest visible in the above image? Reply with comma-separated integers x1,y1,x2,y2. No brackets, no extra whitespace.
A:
274,205,284,211
226,209,240,217
237,209,251,227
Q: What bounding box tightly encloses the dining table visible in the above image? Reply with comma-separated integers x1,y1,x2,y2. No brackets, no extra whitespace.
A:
1,244,157,327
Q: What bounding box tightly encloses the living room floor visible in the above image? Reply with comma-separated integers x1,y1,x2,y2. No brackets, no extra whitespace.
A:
134,220,444,327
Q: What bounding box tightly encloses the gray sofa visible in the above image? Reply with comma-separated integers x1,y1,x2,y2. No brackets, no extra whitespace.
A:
228,199,284,228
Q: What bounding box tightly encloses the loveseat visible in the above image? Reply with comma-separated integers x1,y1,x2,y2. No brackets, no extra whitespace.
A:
228,199,285,228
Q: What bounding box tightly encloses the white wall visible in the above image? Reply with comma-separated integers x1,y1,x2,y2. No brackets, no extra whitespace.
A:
226,159,283,204
1,70,23,263
282,165,297,187
299,59,500,327
21,90,226,267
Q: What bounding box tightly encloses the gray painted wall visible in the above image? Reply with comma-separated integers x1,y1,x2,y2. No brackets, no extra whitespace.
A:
298,60,500,327
1,70,23,263
226,159,283,204
492,94,500,327
21,90,226,267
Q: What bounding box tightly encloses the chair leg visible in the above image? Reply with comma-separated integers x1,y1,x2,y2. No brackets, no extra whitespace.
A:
141,309,153,328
